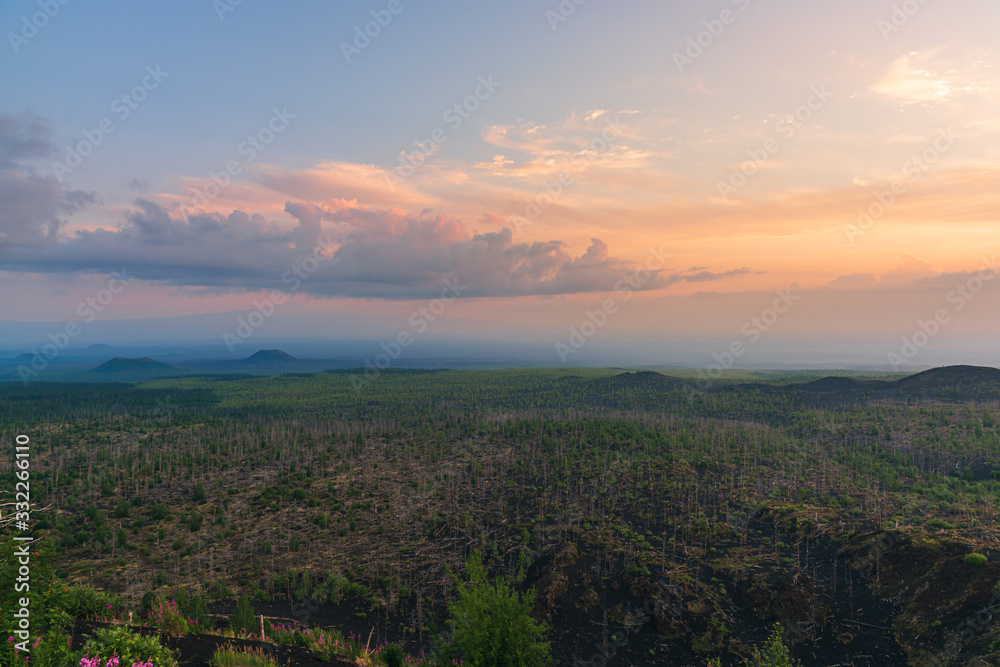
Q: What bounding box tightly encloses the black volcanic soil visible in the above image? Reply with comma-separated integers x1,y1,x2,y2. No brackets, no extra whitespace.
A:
191,532,910,666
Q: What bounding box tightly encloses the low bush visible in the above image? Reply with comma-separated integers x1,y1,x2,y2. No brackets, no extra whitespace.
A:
64,585,125,621
146,597,189,637
231,596,256,636
965,552,988,568
743,623,801,667
174,587,210,631
81,626,177,667
381,643,405,667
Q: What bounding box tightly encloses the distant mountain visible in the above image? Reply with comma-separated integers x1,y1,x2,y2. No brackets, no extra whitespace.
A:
588,365,1000,406
76,344,137,358
895,365,1000,390
798,376,862,391
889,365,1000,400
592,370,686,393
178,348,359,375
243,349,298,366
721,364,1000,404
87,357,182,381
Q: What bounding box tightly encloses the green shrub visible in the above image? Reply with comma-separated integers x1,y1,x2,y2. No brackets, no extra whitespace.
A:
444,552,551,666
175,587,210,631
82,626,177,667
381,643,405,667
21,628,76,666
114,498,132,518
232,596,256,636
63,584,124,620
965,552,988,568
147,596,189,637
743,623,801,667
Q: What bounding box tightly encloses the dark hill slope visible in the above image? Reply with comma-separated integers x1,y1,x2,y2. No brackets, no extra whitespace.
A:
244,349,298,366
89,357,176,374
726,365,1000,404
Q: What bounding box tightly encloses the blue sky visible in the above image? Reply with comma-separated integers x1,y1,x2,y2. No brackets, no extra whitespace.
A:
2,0,999,369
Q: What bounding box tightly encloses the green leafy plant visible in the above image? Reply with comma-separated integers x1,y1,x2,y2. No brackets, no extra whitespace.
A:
231,596,256,636
965,552,988,568
743,623,802,667
381,643,405,667
81,626,177,667
174,587,210,631
146,597,189,637
64,585,124,621
443,551,551,666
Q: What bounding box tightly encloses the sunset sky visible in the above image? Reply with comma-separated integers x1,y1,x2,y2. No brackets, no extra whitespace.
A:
2,0,998,368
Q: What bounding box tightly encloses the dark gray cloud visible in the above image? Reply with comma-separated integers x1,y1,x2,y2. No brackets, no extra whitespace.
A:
0,112,752,299
127,178,150,193
671,267,751,284
0,112,96,248
0,112,55,168
0,197,753,299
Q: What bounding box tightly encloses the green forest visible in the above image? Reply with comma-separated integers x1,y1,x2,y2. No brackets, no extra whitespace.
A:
3,367,1000,666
